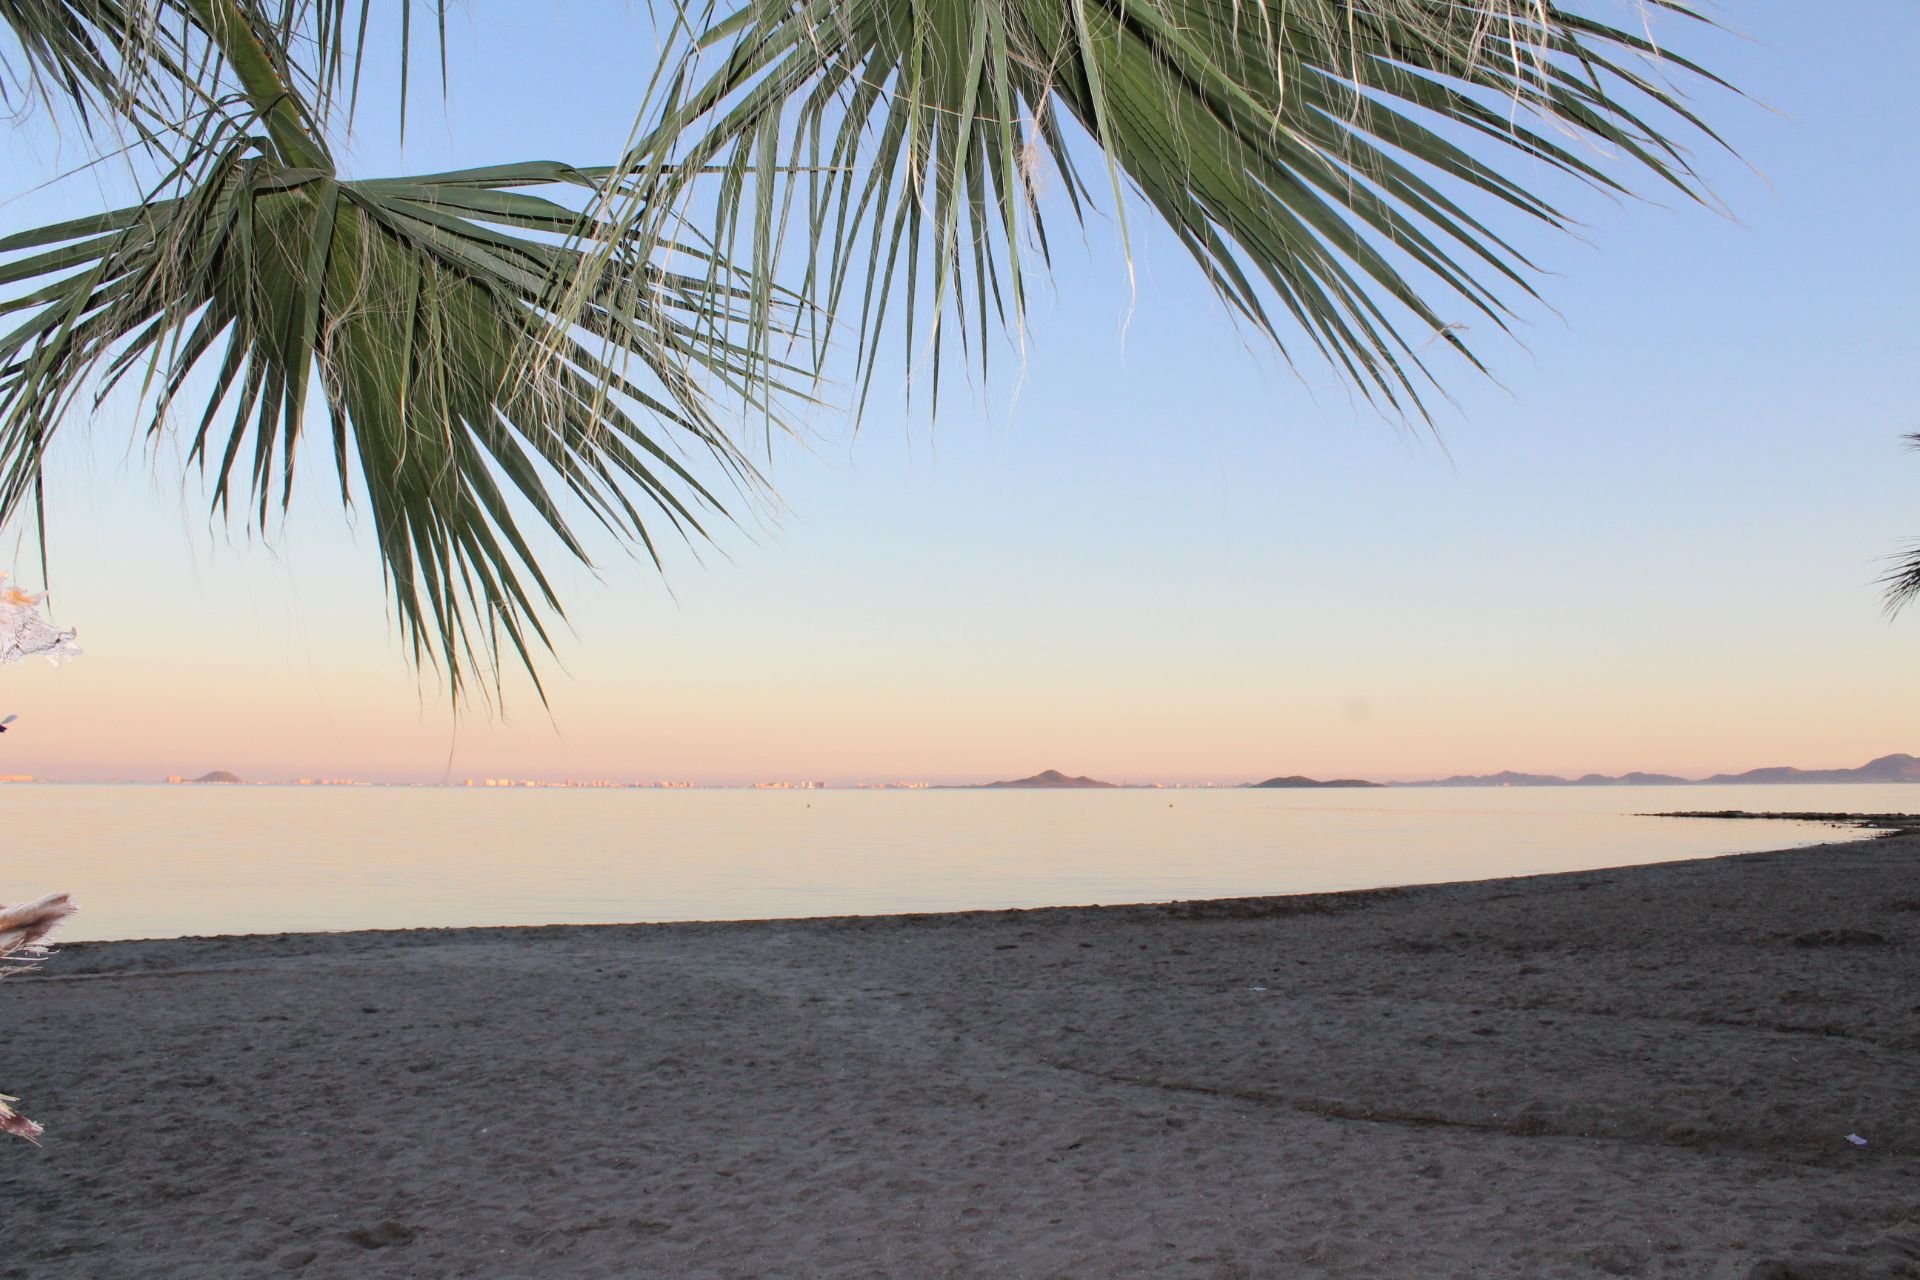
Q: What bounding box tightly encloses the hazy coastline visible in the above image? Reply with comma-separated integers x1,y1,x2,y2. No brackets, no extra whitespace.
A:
4,750,1918,791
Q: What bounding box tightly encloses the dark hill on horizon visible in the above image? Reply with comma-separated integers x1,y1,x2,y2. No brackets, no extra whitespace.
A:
1404,754,1919,788
190,770,242,784
1248,775,1382,789
1701,753,1920,785
980,770,1116,790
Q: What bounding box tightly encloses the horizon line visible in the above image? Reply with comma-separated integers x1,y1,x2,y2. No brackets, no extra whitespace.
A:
3,749,1915,791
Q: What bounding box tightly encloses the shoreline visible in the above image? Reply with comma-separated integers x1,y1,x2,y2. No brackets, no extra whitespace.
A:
4,832,1916,1277
51,830,1903,953
38,816,1905,949
1648,809,1920,828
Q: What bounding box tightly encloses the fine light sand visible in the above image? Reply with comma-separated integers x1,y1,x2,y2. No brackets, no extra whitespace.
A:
3,833,1917,1279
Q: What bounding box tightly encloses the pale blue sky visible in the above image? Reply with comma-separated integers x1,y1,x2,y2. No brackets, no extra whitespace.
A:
2,2,1916,784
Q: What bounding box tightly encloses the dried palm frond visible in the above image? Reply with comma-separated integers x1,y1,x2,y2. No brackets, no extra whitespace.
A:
0,571,81,663
0,891,76,1144
0,1092,46,1142
0,891,76,967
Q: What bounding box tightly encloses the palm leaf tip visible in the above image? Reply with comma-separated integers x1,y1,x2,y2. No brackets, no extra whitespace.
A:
1883,434,1920,616
1884,543,1920,617
0,0,134,122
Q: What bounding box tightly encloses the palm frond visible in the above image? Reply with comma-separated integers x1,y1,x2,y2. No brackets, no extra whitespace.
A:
0,0,192,134
1,0,436,142
617,0,1735,418
0,152,787,701
199,0,445,139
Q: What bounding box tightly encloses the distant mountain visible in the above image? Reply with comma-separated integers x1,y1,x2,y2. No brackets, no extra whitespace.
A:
191,770,242,784
1405,754,1920,788
1573,772,1692,787
1418,770,1574,788
1248,775,1382,789
981,769,1116,789
1701,753,1920,785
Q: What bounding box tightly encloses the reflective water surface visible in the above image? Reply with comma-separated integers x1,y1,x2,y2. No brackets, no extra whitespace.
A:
3,784,1910,941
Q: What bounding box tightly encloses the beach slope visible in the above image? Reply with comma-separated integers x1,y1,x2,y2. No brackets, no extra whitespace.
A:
2,833,1917,1278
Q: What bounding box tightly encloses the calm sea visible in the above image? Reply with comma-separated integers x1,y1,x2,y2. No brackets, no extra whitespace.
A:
4,784,1912,942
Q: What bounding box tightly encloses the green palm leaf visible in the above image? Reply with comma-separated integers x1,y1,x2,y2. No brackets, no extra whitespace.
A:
0,150,784,701
3,0,801,702
622,0,1734,418
2,0,1765,703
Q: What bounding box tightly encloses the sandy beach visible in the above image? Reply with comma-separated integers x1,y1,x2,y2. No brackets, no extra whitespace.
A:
2,831,1916,1279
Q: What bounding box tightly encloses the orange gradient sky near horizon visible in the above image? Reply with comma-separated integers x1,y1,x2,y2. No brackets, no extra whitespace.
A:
4,400,1915,788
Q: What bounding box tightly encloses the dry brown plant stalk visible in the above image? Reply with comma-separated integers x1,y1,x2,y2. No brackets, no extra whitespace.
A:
0,892,78,1142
